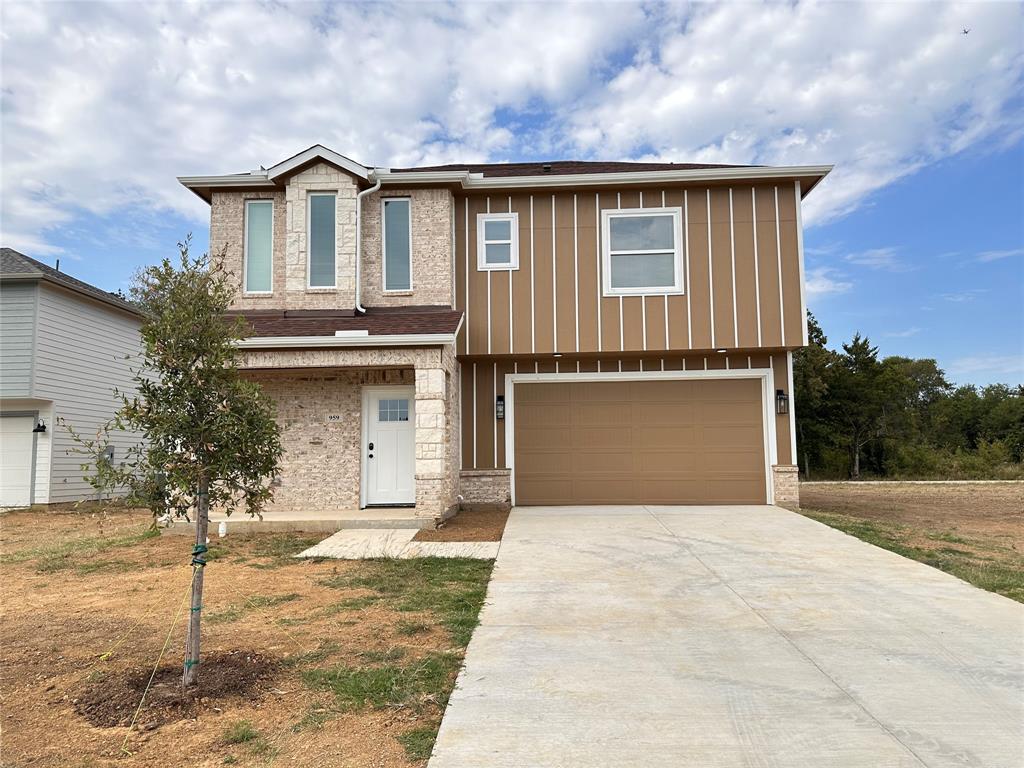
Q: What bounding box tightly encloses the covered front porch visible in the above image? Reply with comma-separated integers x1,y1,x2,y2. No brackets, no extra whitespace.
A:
235,343,461,528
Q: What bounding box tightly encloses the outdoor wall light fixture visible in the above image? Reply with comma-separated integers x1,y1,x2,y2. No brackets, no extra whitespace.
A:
776,389,789,416
32,418,47,433
495,395,505,421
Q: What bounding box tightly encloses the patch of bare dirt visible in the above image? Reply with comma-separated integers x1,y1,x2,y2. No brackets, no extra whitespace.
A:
800,482,1024,545
414,508,509,542
75,650,281,728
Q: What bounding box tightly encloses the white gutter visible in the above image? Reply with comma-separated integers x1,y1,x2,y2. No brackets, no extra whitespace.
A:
376,164,834,192
236,332,458,349
354,173,382,313
180,164,832,198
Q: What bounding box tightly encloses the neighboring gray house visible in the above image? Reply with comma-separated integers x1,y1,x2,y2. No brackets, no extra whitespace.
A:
0,248,143,507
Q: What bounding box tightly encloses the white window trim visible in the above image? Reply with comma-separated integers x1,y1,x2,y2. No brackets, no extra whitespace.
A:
601,206,685,297
503,368,777,507
477,211,520,271
381,196,413,293
307,191,337,289
243,199,274,295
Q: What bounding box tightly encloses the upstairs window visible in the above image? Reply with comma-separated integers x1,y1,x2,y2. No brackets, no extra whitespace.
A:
477,212,519,270
602,208,684,296
244,200,273,293
383,197,412,291
308,193,336,288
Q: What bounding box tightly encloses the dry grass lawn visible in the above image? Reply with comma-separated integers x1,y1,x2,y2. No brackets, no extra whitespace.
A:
800,482,1024,602
0,508,493,767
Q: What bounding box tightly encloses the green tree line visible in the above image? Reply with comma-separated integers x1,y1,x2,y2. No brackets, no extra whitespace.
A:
794,314,1024,480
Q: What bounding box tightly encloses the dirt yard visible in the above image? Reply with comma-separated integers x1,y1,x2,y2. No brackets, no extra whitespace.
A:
800,482,1024,601
0,508,493,767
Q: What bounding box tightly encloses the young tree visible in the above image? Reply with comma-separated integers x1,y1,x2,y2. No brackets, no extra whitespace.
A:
79,239,282,688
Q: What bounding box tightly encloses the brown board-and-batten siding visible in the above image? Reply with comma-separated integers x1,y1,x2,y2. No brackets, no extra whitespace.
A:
459,352,795,474
453,182,807,358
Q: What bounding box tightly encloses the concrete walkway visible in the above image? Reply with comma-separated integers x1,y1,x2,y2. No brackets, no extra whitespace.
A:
295,528,500,559
430,505,1024,768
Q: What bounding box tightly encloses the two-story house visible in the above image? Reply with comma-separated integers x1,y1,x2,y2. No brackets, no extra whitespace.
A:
179,146,830,525
0,248,144,507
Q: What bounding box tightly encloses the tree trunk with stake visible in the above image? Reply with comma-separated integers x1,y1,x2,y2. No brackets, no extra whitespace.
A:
183,474,210,688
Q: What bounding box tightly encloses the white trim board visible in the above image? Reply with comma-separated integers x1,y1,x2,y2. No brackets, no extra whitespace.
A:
503,368,778,507
235,332,458,349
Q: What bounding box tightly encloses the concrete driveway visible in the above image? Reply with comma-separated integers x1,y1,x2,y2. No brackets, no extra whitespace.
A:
430,506,1024,768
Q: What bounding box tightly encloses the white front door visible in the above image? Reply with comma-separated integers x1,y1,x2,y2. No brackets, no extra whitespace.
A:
364,388,416,506
0,416,35,508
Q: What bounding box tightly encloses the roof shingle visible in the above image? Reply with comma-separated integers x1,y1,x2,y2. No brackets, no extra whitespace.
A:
0,248,142,316
228,306,463,338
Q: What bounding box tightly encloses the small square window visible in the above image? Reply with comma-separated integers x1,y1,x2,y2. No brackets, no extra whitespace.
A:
378,399,410,422
477,212,519,271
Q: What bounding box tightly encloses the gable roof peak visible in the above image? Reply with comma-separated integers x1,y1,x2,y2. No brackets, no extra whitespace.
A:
266,144,372,182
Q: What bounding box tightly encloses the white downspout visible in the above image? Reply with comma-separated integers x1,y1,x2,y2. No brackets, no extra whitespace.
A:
355,172,382,314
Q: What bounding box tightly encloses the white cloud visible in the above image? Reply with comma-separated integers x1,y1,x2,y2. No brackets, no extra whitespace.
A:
1,1,1022,254
884,327,922,338
805,266,853,298
940,289,987,302
566,2,1024,225
948,354,1024,378
844,247,911,272
976,248,1024,263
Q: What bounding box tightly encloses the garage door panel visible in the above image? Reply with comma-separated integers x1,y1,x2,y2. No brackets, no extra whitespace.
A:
633,426,698,447
572,451,634,473
517,403,571,426
638,452,701,472
514,378,767,506
574,404,632,425
702,425,763,447
515,452,574,474
571,381,632,400
633,402,694,425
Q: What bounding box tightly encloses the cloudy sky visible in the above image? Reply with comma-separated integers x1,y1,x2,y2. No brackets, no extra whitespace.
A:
2,1,1022,385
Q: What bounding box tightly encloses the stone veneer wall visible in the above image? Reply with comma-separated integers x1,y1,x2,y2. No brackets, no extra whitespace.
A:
211,162,362,311
459,469,511,508
247,368,413,512
241,344,461,522
360,187,454,307
772,464,800,509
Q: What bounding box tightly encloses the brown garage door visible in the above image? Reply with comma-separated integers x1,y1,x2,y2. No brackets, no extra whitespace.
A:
513,378,767,505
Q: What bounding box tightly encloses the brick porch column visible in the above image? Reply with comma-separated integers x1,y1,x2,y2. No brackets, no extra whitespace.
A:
414,367,449,520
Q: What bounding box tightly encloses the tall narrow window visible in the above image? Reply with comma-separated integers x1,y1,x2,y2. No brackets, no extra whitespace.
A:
383,197,412,291
308,193,336,288
244,200,273,293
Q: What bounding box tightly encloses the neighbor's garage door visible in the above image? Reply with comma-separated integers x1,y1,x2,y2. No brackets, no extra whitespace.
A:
0,416,35,507
513,378,767,505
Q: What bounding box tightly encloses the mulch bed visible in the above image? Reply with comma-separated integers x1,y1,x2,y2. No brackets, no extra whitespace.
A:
75,650,281,729
413,508,510,542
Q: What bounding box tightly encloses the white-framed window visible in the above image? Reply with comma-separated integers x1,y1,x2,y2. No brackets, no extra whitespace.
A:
382,197,412,292
601,207,684,296
477,212,519,270
308,192,336,288
243,199,273,294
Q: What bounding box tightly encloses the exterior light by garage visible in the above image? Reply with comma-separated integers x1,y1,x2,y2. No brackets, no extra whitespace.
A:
776,389,789,415
495,395,505,420
32,419,47,433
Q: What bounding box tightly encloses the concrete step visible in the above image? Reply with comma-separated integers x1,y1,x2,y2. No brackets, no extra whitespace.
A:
163,513,428,536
